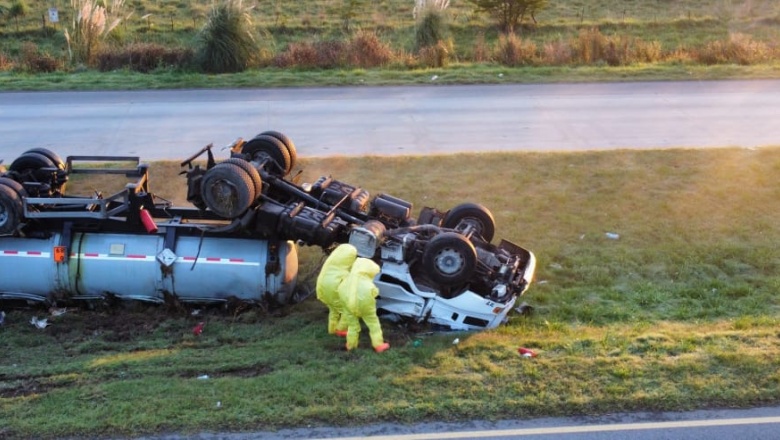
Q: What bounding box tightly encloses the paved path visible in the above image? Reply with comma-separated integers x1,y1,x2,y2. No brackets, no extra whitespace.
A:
1,80,779,162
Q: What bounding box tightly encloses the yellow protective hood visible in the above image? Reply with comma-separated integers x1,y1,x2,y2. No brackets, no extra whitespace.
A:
316,244,358,304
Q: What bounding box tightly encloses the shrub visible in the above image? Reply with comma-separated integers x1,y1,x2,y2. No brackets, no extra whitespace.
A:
603,35,631,66
414,7,449,51
418,39,451,67
20,42,60,73
541,38,573,65
574,27,608,65
633,40,663,63
96,43,194,72
196,0,258,73
495,32,536,66
347,30,394,68
274,41,327,68
0,51,14,71
694,33,770,65
472,32,490,63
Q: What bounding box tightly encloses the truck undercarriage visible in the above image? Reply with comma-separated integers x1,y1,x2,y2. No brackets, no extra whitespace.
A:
0,131,535,330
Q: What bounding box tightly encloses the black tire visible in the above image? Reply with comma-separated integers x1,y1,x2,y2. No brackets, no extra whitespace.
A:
0,176,28,198
422,232,477,287
259,130,297,171
221,158,263,198
443,202,496,243
9,152,56,175
23,148,65,170
0,184,23,235
242,135,292,176
200,163,256,219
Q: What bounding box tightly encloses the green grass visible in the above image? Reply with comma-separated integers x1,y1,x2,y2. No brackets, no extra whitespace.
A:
2,0,780,89
2,147,780,439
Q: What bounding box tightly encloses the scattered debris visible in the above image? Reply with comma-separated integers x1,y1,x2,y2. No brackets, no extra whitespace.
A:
412,339,423,347
49,307,67,317
605,232,620,240
191,309,202,316
197,375,209,380
30,317,49,329
518,347,537,358
431,75,439,81
192,322,205,336
452,338,460,345
216,401,222,408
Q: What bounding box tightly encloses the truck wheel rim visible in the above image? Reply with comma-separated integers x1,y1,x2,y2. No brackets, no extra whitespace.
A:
434,248,464,275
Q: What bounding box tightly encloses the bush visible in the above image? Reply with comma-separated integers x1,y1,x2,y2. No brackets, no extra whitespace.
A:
21,42,60,73
495,32,536,66
96,43,194,72
574,27,608,65
541,39,573,65
633,40,663,63
196,0,258,73
274,41,328,68
347,30,394,68
418,40,451,67
415,7,449,51
472,32,490,63
0,51,15,71
694,33,771,65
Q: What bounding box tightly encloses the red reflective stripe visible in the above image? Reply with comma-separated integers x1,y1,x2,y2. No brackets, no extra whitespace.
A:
126,254,146,259
183,257,196,261
27,251,42,255
229,258,244,262
3,250,18,255
84,253,99,257
206,257,220,262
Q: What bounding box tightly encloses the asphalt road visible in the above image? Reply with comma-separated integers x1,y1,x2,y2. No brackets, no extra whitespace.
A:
1,79,780,163
129,405,780,440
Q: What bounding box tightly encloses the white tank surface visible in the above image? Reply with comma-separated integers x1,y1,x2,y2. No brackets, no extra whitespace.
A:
0,232,298,305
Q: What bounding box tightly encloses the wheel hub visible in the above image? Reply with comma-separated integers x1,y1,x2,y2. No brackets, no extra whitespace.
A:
434,248,464,275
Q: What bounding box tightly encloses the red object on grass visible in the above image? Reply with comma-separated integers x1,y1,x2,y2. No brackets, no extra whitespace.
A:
518,347,537,357
193,322,205,336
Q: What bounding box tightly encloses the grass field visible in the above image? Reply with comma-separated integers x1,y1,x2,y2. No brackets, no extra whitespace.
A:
1,0,780,89
2,148,780,439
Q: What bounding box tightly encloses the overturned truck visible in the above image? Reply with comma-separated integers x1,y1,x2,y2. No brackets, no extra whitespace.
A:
0,132,535,330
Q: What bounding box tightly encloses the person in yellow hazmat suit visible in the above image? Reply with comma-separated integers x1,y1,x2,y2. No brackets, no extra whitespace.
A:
338,257,390,353
316,243,357,336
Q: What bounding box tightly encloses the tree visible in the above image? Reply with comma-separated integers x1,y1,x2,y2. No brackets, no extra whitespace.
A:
469,0,548,33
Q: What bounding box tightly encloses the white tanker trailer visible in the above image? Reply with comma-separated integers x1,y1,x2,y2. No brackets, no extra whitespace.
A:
0,131,535,330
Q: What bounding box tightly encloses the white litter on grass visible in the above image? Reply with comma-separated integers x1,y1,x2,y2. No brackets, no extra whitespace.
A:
605,232,620,240
431,75,438,81
49,307,67,317
197,375,209,380
452,338,460,345
30,317,49,329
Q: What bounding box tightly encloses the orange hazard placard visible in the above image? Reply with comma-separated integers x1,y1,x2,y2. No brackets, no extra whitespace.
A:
53,246,67,263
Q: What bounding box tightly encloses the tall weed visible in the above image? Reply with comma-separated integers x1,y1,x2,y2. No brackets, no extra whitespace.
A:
64,0,128,66
495,32,536,66
196,0,257,73
694,33,771,65
347,30,395,68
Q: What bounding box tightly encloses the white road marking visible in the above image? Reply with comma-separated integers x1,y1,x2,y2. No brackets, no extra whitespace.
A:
320,416,780,439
